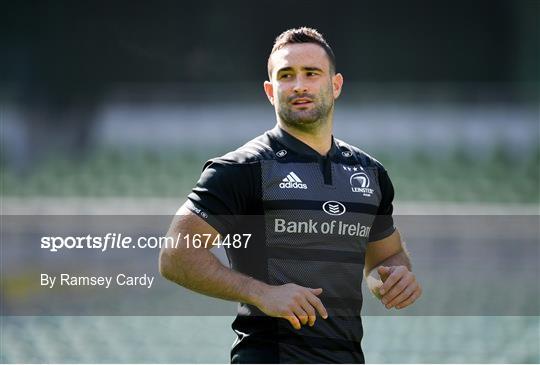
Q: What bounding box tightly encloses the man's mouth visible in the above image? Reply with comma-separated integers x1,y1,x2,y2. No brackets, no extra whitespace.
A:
291,98,313,105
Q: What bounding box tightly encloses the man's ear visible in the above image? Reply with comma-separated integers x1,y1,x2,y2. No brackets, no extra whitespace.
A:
332,73,344,99
263,81,274,105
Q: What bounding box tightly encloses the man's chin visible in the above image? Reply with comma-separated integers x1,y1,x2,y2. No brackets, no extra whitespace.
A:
278,108,328,130
282,119,322,133
285,112,321,125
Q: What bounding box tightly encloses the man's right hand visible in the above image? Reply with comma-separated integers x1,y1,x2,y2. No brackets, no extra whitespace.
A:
252,283,328,330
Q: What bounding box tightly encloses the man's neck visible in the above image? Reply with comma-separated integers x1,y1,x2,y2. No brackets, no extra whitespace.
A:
277,120,333,156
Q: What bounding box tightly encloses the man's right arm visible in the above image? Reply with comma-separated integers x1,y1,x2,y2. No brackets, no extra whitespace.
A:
159,202,328,329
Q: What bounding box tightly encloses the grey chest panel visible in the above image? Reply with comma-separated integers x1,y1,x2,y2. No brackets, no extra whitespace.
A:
259,159,383,311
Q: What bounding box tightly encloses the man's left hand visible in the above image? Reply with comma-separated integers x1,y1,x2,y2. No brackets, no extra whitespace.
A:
377,266,421,310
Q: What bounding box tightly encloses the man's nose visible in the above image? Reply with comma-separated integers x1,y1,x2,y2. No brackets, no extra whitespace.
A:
293,80,308,94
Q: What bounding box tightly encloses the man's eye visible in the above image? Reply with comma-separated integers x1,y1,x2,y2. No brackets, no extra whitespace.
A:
280,74,292,79
307,72,318,77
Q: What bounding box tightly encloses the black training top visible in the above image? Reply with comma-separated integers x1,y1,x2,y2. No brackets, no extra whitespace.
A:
186,125,395,364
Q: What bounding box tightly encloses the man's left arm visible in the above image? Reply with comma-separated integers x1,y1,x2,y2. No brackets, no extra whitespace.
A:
364,229,422,310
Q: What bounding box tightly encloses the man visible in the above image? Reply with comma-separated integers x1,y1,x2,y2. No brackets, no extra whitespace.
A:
160,27,422,363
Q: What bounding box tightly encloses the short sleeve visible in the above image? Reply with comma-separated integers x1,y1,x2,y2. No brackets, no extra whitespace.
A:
368,169,396,242
186,160,255,235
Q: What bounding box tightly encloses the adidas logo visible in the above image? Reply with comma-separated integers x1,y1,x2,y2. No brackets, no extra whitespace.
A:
279,172,308,189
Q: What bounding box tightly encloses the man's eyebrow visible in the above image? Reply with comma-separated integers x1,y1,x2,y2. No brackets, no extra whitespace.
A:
303,67,323,72
276,67,294,74
276,66,324,74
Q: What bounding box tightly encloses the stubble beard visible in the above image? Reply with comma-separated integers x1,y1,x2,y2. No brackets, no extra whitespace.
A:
277,88,334,133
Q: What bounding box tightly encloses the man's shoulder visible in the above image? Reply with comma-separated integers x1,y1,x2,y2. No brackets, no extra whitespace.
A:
334,137,386,170
204,131,275,169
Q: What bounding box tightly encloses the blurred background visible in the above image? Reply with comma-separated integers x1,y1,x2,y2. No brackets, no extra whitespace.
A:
1,0,539,363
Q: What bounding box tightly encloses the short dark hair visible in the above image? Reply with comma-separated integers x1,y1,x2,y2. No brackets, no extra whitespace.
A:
268,27,336,77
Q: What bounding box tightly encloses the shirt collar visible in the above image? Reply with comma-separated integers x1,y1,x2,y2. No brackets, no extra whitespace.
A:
267,125,340,160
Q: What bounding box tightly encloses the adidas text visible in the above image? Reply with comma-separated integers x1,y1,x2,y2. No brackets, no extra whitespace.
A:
279,181,308,189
